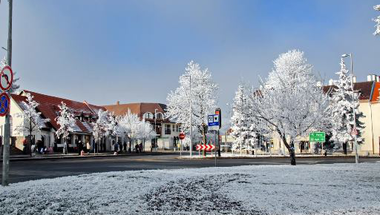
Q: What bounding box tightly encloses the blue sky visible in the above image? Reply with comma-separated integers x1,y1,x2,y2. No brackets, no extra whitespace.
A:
0,0,379,128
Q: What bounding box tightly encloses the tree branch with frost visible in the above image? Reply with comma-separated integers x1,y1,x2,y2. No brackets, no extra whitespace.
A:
249,50,331,165
330,58,365,146
166,61,218,140
55,102,76,140
374,5,380,36
15,93,50,138
92,109,109,140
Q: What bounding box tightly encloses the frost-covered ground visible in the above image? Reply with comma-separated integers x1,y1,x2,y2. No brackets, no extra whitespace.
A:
1,163,380,215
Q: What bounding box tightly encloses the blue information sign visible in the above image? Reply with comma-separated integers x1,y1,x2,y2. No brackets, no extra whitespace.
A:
208,114,220,127
0,93,10,117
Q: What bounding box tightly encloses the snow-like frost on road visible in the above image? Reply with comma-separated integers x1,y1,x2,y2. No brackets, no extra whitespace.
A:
1,163,380,215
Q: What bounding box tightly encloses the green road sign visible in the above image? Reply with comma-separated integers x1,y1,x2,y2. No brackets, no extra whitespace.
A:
309,132,326,142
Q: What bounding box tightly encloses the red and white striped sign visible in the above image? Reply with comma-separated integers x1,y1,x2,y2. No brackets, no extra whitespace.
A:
196,144,215,151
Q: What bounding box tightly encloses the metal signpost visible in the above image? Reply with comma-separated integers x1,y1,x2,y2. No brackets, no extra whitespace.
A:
179,132,185,157
215,108,221,157
2,0,13,187
1,65,14,186
208,110,221,164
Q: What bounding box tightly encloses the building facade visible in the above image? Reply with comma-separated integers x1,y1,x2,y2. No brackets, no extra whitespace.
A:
104,102,180,151
0,90,105,153
225,78,380,156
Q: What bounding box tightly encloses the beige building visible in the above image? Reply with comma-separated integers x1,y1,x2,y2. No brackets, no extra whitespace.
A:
226,78,380,156
269,79,380,155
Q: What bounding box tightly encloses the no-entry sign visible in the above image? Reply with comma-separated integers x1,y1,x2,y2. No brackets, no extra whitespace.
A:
179,132,186,140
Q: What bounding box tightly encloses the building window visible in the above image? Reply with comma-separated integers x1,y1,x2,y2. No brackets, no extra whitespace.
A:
165,124,171,135
155,112,162,120
143,112,153,119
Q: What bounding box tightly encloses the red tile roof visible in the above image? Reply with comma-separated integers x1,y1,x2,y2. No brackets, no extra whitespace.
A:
104,102,171,123
323,81,376,101
12,90,105,134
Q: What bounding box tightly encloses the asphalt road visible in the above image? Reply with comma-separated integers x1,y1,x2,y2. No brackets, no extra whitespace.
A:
1,153,379,184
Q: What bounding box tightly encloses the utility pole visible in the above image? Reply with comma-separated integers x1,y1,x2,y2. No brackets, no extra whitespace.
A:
2,0,13,186
350,54,359,164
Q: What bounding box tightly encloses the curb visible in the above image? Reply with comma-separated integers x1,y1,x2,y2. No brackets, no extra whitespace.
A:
176,155,380,160
1,152,178,162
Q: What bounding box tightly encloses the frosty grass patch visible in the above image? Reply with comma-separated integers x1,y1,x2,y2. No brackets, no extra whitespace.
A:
1,163,379,215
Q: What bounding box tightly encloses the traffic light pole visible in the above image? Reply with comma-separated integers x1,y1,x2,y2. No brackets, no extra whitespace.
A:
2,0,13,186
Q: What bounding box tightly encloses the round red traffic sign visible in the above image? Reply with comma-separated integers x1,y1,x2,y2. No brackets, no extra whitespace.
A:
0,66,14,91
179,132,186,140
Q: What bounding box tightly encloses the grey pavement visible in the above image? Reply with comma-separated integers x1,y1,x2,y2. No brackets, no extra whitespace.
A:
1,153,379,185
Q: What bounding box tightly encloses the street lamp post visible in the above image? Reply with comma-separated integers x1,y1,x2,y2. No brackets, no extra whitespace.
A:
189,75,192,157
183,75,193,156
154,108,158,151
342,53,359,164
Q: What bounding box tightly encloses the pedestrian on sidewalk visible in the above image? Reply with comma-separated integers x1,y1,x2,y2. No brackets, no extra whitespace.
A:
37,140,45,154
77,140,82,155
114,141,119,154
86,141,91,154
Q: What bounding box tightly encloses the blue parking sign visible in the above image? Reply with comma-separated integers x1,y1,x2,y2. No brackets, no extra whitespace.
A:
0,92,10,117
208,114,219,126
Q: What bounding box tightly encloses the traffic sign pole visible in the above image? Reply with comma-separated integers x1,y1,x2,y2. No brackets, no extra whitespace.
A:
179,132,185,157
2,0,13,187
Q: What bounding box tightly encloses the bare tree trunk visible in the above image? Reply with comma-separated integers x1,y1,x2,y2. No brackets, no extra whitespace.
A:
289,147,296,165
280,134,296,165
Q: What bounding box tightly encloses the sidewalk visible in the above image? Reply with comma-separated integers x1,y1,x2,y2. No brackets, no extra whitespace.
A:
178,152,380,159
1,151,176,162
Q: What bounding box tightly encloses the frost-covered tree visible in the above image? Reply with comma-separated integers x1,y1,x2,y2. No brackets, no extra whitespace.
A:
118,109,141,151
230,84,256,154
374,5,380,36
167,61,218,143
135,120,156,151
105,113,121,137
55,102,76,154
92,109,109,153
331,58,365,151
250,50,331,165
15,93,50,155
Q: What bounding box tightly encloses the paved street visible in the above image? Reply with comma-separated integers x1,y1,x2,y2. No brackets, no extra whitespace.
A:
1,153,379,184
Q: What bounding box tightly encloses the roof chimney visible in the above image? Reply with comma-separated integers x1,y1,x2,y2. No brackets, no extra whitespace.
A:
352,76,356,83
367,75,373,81
377,76,380,82
367,74,378,82
116,101,120,105
328,79,334,85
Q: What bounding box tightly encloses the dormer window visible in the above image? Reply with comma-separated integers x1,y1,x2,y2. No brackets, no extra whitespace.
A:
143,112,153,119
156,112,163,120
